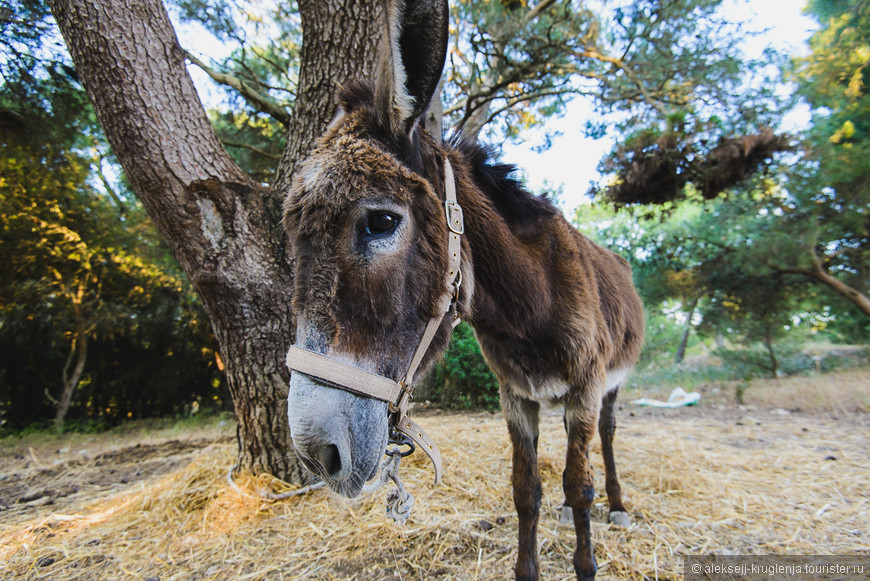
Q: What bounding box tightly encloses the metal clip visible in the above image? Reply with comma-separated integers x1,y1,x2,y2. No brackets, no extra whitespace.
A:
452,269,463,302
387,427,416,457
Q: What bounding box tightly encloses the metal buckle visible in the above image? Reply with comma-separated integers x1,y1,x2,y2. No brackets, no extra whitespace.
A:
445,200,464,234
389,380,412,414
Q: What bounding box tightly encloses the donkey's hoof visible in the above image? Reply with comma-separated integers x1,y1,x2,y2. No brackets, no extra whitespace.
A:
608,510,631,528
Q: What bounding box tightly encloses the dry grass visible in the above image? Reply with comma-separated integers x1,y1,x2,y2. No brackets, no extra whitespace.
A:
1,369,869,580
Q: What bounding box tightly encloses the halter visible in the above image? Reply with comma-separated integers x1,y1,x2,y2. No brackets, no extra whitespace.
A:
285,157,463,485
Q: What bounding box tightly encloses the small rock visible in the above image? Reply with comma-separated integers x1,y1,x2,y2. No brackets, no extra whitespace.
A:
825,455,837,461
37,556,55,567
736,416,762,426
476,519,494,532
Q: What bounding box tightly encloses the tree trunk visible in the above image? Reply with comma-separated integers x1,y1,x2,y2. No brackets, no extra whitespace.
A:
274,0,384,191
55,329,87,432
763,325,778,379
50,0,389,482
674,295,699,365
48,0,322,482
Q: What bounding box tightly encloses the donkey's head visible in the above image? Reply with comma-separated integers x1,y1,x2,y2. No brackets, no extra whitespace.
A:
283,0,457,497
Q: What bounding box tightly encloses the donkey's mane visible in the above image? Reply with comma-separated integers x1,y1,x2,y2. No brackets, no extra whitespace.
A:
453,140,558,227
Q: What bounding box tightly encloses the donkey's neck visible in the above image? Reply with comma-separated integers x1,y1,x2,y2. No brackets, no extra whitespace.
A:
452,153,563,340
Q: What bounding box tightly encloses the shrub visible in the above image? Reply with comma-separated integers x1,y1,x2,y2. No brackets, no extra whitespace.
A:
417,323,500,410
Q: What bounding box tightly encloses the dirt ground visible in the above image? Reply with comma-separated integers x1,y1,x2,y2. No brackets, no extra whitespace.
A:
1,368,868,580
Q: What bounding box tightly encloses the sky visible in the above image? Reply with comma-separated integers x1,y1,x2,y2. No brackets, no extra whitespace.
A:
179,1,820,213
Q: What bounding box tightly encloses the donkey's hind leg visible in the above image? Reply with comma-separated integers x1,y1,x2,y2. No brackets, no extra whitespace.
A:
502,388,542,581
599,386,631,527
564,387,602,581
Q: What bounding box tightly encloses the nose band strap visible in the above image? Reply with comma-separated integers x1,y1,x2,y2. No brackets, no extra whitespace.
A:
286,157,462,486
286,346,403,403
287,340,444,484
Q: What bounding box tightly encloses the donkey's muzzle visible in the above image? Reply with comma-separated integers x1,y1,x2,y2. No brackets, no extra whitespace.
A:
288,371,388,497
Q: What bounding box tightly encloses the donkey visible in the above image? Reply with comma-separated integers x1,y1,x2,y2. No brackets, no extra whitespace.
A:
283,1,644,579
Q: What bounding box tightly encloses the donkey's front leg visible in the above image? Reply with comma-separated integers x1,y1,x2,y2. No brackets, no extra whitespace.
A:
503,389,542,581
564,389,602,581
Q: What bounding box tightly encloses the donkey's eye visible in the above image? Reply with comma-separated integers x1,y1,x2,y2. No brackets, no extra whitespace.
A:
365,212,399,237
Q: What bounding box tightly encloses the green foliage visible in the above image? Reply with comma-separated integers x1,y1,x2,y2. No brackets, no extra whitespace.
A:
573,178,867,381
171,0,240,41
210,109,286,184
785,0,870,294
0,24,223,431
0,129,224,429
420,323,500,410
637,308,691,363
714,341,807,381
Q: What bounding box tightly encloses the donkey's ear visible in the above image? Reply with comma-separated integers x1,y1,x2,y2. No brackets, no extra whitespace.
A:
375,0,449,139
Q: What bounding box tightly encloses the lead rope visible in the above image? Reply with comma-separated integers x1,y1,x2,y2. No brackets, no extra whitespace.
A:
383,429,416,523
359,429,416,523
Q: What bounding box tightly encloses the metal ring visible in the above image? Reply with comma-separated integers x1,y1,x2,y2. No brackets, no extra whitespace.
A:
387,428,416,457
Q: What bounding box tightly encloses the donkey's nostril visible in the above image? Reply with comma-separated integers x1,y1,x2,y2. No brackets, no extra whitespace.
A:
319,444,343,478
298,442,350,483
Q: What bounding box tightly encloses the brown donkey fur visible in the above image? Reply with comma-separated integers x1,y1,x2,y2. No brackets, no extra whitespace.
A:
283,2,644,579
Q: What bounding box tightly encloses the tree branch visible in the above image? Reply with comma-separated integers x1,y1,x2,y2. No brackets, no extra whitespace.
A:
184,50,291,126
453,0,561,139
524,0,558,24
222,140,282,160
762,247,870,318
94,150,127,214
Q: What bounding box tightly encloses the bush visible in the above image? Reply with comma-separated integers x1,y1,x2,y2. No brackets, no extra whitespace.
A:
417,323,500,410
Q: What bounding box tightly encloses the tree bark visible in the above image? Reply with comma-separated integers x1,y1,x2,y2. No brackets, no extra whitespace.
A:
48,0,308,481
274,0,384,192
